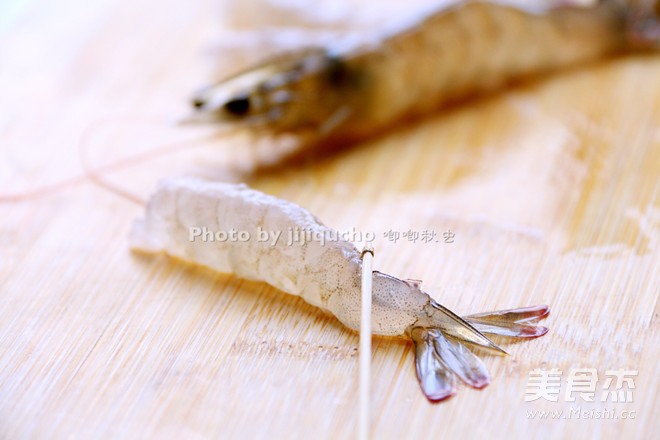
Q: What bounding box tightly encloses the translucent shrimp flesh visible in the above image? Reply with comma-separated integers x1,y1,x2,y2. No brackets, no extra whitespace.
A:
130,177,549,401
189,0,660,153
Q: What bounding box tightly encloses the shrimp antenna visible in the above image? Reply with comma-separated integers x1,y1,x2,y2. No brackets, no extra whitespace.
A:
0,115,231,205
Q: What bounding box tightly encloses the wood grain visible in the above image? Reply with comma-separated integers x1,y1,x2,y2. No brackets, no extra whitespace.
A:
1,0,658,438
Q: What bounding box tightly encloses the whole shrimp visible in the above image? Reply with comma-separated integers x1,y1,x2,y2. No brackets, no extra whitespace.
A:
189,0,660,156
131,178,549,401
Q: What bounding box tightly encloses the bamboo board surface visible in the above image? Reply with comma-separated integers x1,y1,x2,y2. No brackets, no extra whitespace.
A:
1,0,659,438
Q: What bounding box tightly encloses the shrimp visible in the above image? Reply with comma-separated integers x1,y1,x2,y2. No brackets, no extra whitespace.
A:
188,0,660,156
130,177,549,401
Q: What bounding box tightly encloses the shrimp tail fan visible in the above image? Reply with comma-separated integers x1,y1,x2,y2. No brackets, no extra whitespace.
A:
412,303,549,402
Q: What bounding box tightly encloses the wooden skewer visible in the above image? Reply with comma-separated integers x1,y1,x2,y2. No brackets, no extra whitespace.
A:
359,246,374,440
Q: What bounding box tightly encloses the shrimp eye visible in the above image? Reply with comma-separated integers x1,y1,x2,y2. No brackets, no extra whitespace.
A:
224,96,251,116
192,97,206,109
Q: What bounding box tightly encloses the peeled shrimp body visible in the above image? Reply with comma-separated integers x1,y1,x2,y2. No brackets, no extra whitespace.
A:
131,177,549,401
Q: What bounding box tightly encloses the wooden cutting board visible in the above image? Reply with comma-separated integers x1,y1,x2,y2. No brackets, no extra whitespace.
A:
1,0,658,438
